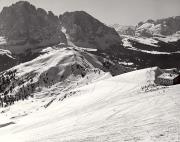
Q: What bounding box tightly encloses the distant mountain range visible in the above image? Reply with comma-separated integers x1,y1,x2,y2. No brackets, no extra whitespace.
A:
0,1,180,73
109,16,180,69
136,16,180,37
111,16,180,37
110,24,135,36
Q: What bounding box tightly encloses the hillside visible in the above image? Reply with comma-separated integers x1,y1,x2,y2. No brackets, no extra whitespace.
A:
0,45,132,107
0,67,179,142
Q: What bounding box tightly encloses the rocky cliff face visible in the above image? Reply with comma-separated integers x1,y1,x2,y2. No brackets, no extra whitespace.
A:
60,11,122,50
136,16,180,37
0,1,67,54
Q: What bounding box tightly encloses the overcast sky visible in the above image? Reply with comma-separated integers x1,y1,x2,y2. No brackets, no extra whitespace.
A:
0,0,180,25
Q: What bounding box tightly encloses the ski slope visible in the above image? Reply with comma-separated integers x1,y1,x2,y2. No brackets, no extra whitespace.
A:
0,67,180,142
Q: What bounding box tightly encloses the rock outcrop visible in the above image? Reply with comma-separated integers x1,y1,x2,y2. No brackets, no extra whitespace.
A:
60,11,122,50
0,1,67,53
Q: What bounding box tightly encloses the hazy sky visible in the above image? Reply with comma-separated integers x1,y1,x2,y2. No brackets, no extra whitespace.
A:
0,0,180,25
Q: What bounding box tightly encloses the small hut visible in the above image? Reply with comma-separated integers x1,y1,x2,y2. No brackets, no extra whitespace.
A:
156,73,180,86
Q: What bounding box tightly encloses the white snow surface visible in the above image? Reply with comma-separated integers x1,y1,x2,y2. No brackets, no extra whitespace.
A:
0,36,7,45
0,66,180,142
0,49,15,59
130,47,171,55
13,47,103,79
122,36,172,55
123,36,159,47
118,61,134,66
136,23,162,37
122,37,133,47
155,32,180,43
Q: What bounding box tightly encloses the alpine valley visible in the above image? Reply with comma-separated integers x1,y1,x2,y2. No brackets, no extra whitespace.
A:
0,1,180,142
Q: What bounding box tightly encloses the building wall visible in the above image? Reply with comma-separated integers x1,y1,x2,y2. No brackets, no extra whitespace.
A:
174,75,180,85
156,78,174,86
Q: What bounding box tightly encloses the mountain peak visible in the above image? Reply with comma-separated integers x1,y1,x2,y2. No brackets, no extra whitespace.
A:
136,16,180,37
8,0,36,12
0,1,67,54
13,1,31,5
60,11,122,50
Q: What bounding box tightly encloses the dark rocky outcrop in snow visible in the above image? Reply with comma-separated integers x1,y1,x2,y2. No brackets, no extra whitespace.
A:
60,11,122,50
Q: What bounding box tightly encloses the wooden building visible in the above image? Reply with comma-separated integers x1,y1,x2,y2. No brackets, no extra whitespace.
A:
156,73,180,86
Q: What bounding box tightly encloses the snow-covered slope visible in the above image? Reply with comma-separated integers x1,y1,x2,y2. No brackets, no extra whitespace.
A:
0,45,133,107
154,32,180,43
0,46,107,98
136,23,162,37
122,35,180,54
0,67,180,142
119,35,180,69
0,36,6,45
0,49,14,58
122,36,159,48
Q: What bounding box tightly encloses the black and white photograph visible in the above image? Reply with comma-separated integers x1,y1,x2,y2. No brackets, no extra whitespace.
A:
0,0,180,141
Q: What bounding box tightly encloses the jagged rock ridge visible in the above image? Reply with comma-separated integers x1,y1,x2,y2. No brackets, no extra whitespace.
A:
0,1,67,53
60,11,122,50
136,16,180,37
